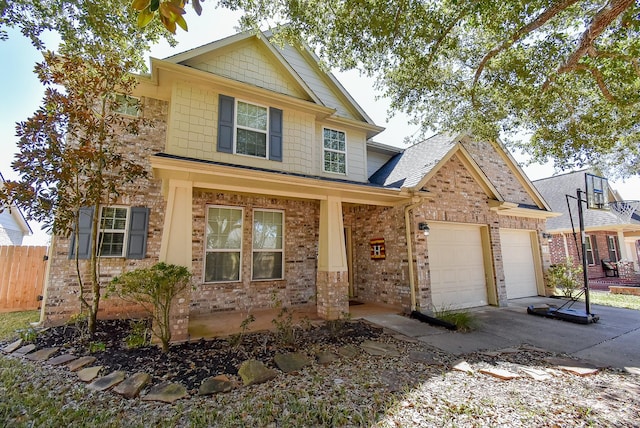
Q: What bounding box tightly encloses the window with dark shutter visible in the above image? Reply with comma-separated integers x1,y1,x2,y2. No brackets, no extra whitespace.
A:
68,207,94,260
269,107,283,162
126,207,150,259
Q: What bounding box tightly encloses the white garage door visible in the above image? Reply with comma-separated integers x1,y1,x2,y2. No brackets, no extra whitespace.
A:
500,229,539,299
428,223,487,310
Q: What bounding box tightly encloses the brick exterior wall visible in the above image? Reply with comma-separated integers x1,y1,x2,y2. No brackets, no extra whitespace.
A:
43,97,168,325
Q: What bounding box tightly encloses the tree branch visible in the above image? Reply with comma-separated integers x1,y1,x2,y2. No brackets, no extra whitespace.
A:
574,64,617,102
425,6,470,70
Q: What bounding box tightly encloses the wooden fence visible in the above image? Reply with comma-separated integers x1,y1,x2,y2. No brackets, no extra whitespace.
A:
0,246,48,312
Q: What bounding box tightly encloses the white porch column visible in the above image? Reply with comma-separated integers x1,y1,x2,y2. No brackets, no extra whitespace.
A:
617,229,629,261
160,179,193,266
316,196,349,320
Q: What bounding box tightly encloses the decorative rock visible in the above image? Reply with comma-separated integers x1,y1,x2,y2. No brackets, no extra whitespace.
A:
274,352,312,373
142,382,188,403
519,367,553,381
113,372,151,399
479,367,519,380
451,360,474,374
337,344,359,358
238,359,278,386
545,357,599,376
2,339,23,353
26,347,59,362
67,356,97,372
87,371,126,392
48,354,78,366
78,366,103,382
13,344,36,356
409,351,444,366
198,375,233,395
360,340,400,357
316,351,339,365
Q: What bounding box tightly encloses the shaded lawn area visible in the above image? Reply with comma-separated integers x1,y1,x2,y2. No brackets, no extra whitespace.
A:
0,310,39,341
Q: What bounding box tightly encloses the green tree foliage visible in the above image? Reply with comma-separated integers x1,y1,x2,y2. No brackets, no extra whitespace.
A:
109,263,193,352
136,0,639,177
0,50,150,333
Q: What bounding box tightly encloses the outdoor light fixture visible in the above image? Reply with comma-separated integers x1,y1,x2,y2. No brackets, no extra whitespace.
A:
418,222,430,236
542,232,553,241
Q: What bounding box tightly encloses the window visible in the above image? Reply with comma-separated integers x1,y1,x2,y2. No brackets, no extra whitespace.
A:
113,94,140,117
205,207,243,282
98,206,129,257
217,95,283,161
585,235,597,265
68,206,149,260
607,236,619,261
236,101,268,157
252,210,284,280
323,128,346,174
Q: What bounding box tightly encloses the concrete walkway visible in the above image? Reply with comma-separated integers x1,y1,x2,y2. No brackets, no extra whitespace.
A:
361,296,640,371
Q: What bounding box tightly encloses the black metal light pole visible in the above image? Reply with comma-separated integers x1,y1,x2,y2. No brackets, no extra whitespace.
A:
576,188,591,315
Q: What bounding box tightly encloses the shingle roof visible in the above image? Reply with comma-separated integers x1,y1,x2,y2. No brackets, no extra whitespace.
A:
532,170,639,231
369,133,458,189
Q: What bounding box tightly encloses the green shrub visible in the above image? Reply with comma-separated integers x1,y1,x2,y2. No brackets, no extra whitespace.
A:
433,307,477,332
124,319,150,349
108,262,192,352
546,260,583,299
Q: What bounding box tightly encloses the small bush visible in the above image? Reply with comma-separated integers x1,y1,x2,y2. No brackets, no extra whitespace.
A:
546,260,583,299
124,319,150,349
18,326,39,343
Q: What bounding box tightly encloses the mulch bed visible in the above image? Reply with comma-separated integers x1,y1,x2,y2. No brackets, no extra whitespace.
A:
28,318,382,392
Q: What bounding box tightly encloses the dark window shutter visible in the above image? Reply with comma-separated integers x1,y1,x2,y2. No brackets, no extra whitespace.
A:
68,207,94,260
269,107,283,161
217,94,235,154
126,207,150,259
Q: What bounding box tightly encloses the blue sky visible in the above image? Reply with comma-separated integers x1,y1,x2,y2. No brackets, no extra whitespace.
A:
1,8,639,244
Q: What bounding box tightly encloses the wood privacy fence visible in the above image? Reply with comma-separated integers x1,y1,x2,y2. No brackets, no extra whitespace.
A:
0,246,48,311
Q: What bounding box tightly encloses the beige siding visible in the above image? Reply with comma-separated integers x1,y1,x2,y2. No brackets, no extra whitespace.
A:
367,150,394,178
183,41,308,99
316,123,368,182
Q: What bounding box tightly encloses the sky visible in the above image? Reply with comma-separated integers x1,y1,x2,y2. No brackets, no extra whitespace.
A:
1,7,639,245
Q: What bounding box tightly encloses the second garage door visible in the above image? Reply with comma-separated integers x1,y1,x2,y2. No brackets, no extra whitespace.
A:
428,223,488,310
500,229,539,299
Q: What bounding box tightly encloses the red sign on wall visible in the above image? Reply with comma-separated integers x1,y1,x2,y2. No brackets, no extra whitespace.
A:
370,238,386,260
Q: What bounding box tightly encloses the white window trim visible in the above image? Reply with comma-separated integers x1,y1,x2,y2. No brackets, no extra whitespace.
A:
98,205,130,258
322,127,348,175
607,236,619,261
234,99,269,159
204,205,244,283
113,94,140,117
251,208,285,281
585,235,596,266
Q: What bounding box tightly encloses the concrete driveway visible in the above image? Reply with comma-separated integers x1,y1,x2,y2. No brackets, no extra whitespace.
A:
362,296,640,371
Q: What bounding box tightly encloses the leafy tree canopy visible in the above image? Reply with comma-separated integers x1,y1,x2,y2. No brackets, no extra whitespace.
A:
137,0,639,177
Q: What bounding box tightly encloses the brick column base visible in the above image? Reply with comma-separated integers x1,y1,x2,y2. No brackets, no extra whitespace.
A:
165,290,191,343
618,261,635,279
316,270,349,320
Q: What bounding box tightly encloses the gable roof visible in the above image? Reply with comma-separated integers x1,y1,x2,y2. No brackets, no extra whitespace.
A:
0,172,32,236
162,30,378,130
533,170,640,232
369,133,551,212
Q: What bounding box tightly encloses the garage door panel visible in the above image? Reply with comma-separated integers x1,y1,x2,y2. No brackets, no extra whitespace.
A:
500,229,538,299
428,223,487,310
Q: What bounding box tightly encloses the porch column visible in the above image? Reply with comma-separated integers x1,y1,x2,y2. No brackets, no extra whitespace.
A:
159,179,193,342
316,196,349,320
617,229,629,261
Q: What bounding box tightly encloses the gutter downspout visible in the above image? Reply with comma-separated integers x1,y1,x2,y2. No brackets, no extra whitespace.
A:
404,198,422,312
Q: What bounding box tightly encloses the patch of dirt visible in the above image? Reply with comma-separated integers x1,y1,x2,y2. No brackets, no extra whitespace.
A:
29,319,382,392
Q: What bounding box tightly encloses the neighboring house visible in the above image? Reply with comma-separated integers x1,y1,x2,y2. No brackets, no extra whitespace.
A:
533,170,640,278
0,172,32,245
41,31,557,342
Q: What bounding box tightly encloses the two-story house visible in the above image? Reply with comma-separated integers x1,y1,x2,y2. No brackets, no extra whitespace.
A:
41,31,557,342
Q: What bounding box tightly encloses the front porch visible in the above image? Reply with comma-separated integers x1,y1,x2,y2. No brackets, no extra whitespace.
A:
187,301,401,339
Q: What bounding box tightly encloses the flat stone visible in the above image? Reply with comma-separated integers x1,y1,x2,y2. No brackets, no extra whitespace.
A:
87,370,126,392
67,356,97,372
520,344,549,353
337,344,359,358
113,372,151,399
142,382,188,403
519,367,553,381
274,352,312,373
13,344,36,356
545,357,599,376
408,350,444,366
48,354,78,366
625,367,640,375
2,339,23,353
316,351,339,365
198,375,233,395
451,360,474,374
360,340,400,357
78,366,103,382
479,350,501,357
238,359,277,386
479,367,519,380
380,369,405,392
26,347,59,362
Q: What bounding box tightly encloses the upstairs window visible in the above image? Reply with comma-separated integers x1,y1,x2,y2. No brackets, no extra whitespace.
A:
323,128,346,174
217,94,283,161
113,94,140,117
